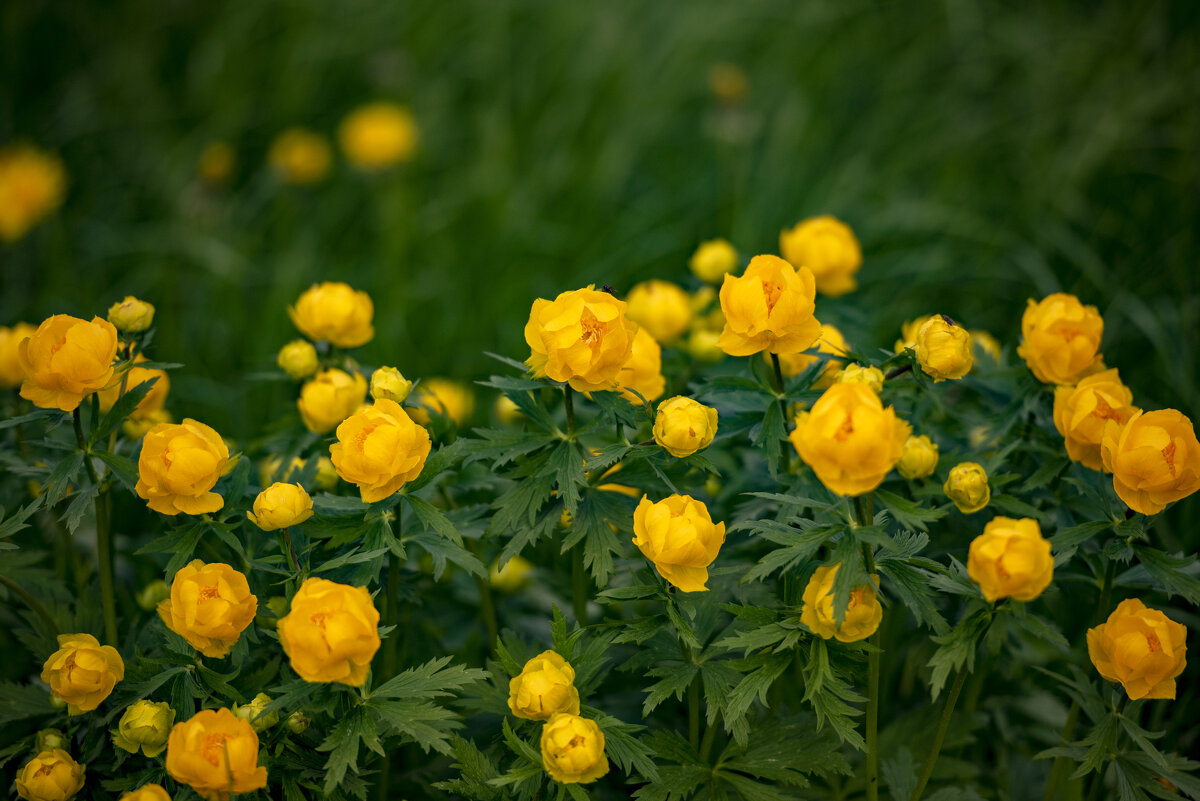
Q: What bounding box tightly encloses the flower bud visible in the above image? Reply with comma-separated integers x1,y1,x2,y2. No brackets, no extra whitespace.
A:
1017,293,1104,385
118,785,171,801
894,314,934,353
1052,368,1139,472
1087,599,1186,700
632,494,726,592
298,368,368,434
944,462,990,514
689,238,738,284
232,692,279,731
508,651,581,721
967,517,1053,602
286,711,311,734
166,708,267,799
34,729,69,753
489,556,534,593
800,564,883,643
652,396,718,458
625,280,692,344
779,215,861,297
897,435,939,480
15,749,85,801
704,475,722,497
107,296,155,333
288,282,375,348
835,363,884,393
370,366,413,403
133,579,169,612
540,713,609,784
41,634,124,714
112,700,175,757
1100,409,1200,515
277,339,319,380
914,315,973,382
247,482,314,531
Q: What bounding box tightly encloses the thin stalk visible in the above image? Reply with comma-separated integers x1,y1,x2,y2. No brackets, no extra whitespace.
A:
855,495,880,801
1084,767,1105,801
0,573,59,634
563,385,576,438
75,407,117,645
106,341,134,453
277,528,300,574
383,549,401,679
885,363,913,380
699,720,717,763
465,538,498,651
689,671,701,750
572,546,587,625
769,354,791,473
908,668,968,801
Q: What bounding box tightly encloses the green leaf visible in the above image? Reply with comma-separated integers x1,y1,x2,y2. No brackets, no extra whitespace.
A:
875,489,948,533
43,450,84,506
0,682,56,725
0,409,60,430
406,495,463,545
312,546,391,573
876,555,949,634
801,639,866,751
367,657,488,756
405,440,465,492
89,376,158,446
882,746,918,801
754,401,785,480
926,605,991,700
94,449,139,491
1050,521,1112,552
317,709,368,794
549,440,586,518
642,664,698,716
433,735,503,801
0,497,45,541
593,711,659,782
1132,546,1200,604
724,654,792,745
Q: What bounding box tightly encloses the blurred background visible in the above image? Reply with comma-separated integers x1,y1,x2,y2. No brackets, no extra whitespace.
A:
2,0,1198,438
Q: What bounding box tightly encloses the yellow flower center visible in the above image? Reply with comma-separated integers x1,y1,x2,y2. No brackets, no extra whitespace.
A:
161,446,173,469
580,310,603,346
310,612,329,629
568,734,585,749
994,557,1010,581
35,763,55,777
761,280,782,312
354,424,379,451
1163,442,1176,475
847,587,865,610
202,733,231,767
198,585,220,603
1147,632,1162,653
834,415,854,443
1091,399,1124,421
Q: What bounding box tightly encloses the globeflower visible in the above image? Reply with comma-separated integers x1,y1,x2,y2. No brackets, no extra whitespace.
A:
508,651,580,720
1087,599,1187,700
268,128,332,185
718,254,821,357
835,363,884,393
118,786,171,801
0,321,36,387
288,282,375,348
135,419,229,516
540,713,609,784
779,215,861,297
632,494,726,592
914,315,973,382
112,700,175,757
165,708,268,801
897,434,939,480
18,314,119,412
689,238,738,283
800,564,883,643
277,577,381,686
1100,409,1200,515
966,517,1053,602
339,102,418,170
1017,293,1104,385
370,366,413,404
410,377,474,426
297,368,368,434
616,327,666,405
14,749,84,801
331,399,431,502
652,396,718,458
41,633,124,714
625,279,692,344
158,560,257,658
1053,368,1139,471
524,285,638,392
106,296,155,333
0,144,65,242
490,556,534,592
247,482,314,531
97,355,170,420
944,462,990,514
277,339,319,380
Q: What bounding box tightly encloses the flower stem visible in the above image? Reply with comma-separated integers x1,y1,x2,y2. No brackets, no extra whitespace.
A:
699,720,717,763
769,353,791,474
908,668,968,801
277,528,300,574
0,572,59,635
855,495,880,801
563,385,576,438
1040,700,1080,801
571,546,587,625
689,671,701,750
75,407,117,646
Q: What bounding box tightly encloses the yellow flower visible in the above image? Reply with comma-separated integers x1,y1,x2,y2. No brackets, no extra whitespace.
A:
331,399,431,502
494,394,523,424
0,321,36,388
410,377,475,426
914,315,973,382
113,700,175,758
297,368,368,434
835,363,884,393
0,145,65,242
288,282,375,348
338,102,418,170
616,327,666,405
268,128,331,185
652,396,718,458
1017,293,1104,385
276,340,318,380
247,482,313,531
686,328,724,363
123,409,172,440
800,564,883,643
1100,409,1200,515
40,634,124,714
18,314,118,412
98,355,170,420
707,63,749,104
779,215,861,297
1053,368,1139,472
897,434,939,480
370,366,413,404
165,708,268,801
1087,599,1187,700
525,285,638,392
943,462,990,514
967,517,1053,602
232,693,279,731
718,254,822,357
277,577,381,686
971,329,1002,361
508,650,581,720
106,297,155,333
771,323,848,387
14,749,84,801
118,785,171,801
197,141,235,187
632,494,726,592
540,713,610,785
894,314,933,353
689,238,739,283
790,383,911,496
490,556,534,593
158,560,257,658
625,280,693,344
135,419,229,516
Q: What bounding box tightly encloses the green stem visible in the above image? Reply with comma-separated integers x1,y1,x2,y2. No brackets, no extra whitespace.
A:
572,546,587,625
908,668,968,801
96,487,117,646
1095,559,1116,624
1084,766,1105,801
277,528,300,574
383,550,400,679
689,671,701,750
0,573,59,635
855,495,880,801
699,721,717,763
1041,701,1080,801
563,385,576,438
769,354,791,474
106,341,134,453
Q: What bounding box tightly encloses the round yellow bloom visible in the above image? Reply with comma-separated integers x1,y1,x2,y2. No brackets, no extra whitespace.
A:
297,368,368,434
1100,409,1200,515
1087,599,1187,700
508,650,580,720
338,102,418,170
41,633,124,714
494,394,523,424
370,366,413,404
135,419,229,516
779,215,861,297
106,297,155,333
914,315,973,382
165,708,267,801
0,321,36,387
232,693,279,731
897,435,939,480
490,556,534,592
772,323,848,387
790,383,911,496
525,285,638,392
197,141,235,187
1017,293,1104,385
113,700,175,758
540,713,610,785
15,749,84,801
268,128,331,185
1053,368,1139,472
98,355,170,420
625,280,693,344
943,462,990,514
632,494,726,592
123,409,172,440
800,564,883,643
276,339,319,381
971,329,1002,361
288,282,374,348
331,399,432,502
689,238,739,283
247,482,313,531
835,363,884,393
410,377,475,426
0,145,65,242
894,314,934,353
967,517,1053,602
18,314,118,412
686,328,724,363
277,577,381,686
617,327,666,405
118,785,171,801
158,560,257,658
653,396,718,458
718,254,822,357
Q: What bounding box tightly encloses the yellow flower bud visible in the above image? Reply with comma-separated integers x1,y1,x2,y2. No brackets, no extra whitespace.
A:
508,650,581,720
897,435,939,480
689,238,739,284
34,729,68,753
113,700,175,757
967,517,1053,602
41,634,124,715
268,128,331,185
277,577,381,686
800,564,883,643
1053,368,1139,472
118,785,171,801
277,340,319,380
135,579,170,611
298,368,368,434
247,482,313,531
771,323,848,387
894,314,933,354
158,560,257,658
331,399,431,503
1017,293,1104,385
943,462,990,514
494,394,523,424
1100,409,1200,515
625,280,692,344
632,494,726,592
779,215,861,297
490,556,534,593
286,711,311,734
525,286,638,392
197,141,234,187
410,377,474,426
835,363,884,394
18,314,119,412
0,322,36,388
232,693,279,731
652,396,718,458
135,419,229,516
971,329,1002,362
914,315,973,382
14,749,85,801
616,327,666,405
122,408,172,440
288,282,375,349
106,296,155,333
718,254,822,357
540,713,610,784
1087,599,1187,700
0,144,65,242
686,328,724,363
165,708,268,800
370,366,413,403
339,102,418,171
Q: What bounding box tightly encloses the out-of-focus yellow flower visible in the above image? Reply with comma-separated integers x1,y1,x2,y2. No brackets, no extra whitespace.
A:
1017,293,1104,385
835,363,884,393
718,254,822,357
540,713,609,784
166,708,267,800
632,494,726,592
159,560,256,658
897,434,939,480
772,323,848,387
690,239,738,283
508,650,580,720
625,280,692,345
247,482,313,531
652,396,718,458
944,462,990,514
14,749,84,801
494,394,523,424
98,355,169,420
707,63,749,104
1053,368,1139,472
0,321,35,387
118,785,171,801
370,366,413,404
232,693,279,732
490,555,534,592
800,564,883,643
686,328,724,363
779,215,861,297
339,102,418,170
197,141,235,187
967,517,1053,602
616,327,666,405
525,286,638,392
122,408,173,440
106,297,155,333
410,377,474,426
1087,599,1187,700
288,282,374,349
268,128,331,185
0,144,66,242
18,314,118,412
1101,409,1200,515
136,419,229,516
113,700,175,758
894,315,933,354
297,368,368,434
277,340,319,381
277,577,380,686
971,329,1002,361
41,634,124,714
331,399,431,503
914,315,973,382
690,286,717,314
